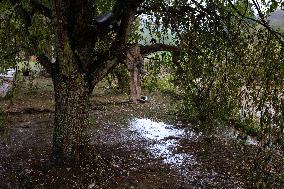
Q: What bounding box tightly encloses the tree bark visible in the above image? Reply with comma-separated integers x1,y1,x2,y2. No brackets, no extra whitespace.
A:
52,73,91,162
129,68,141,103
8,0,147,163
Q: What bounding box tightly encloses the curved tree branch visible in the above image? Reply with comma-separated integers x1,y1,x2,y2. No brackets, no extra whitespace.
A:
91,0,146,86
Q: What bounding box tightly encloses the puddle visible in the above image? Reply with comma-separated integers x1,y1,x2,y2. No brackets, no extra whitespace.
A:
130,118,196,166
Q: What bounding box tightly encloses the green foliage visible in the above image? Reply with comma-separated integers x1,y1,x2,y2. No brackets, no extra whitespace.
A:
106,65,129,93
234,117,261,137
142,52,177,94
231,0,255,17
95,0,115,14
0,1,24,70
28,14,55,56
164,2,284,186
143,74,176,94
172,1,284,141
1,0,284,186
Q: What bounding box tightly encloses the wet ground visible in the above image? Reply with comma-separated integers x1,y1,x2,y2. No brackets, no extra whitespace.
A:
0,79,284,188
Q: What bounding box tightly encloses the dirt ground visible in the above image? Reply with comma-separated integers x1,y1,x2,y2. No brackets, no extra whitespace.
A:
0,78,284,189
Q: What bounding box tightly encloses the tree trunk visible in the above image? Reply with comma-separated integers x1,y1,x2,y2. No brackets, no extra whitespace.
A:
129,68,141,103
52,73,91,162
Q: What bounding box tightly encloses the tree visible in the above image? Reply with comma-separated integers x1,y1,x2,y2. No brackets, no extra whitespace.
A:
0,0,180,162
1,0,283,166
166,2,284,186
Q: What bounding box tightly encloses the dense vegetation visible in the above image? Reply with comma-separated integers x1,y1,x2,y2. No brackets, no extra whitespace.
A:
1,0,284,187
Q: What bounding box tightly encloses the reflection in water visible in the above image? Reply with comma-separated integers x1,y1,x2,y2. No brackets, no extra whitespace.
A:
130,118,196,166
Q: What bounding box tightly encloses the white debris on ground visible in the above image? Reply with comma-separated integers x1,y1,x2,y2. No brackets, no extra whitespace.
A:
130,118,258,168
0,68,16,97
129,118,196,166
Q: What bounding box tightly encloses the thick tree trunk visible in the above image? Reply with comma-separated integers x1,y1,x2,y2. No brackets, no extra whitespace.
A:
52,73,91,162
48,0,143,163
